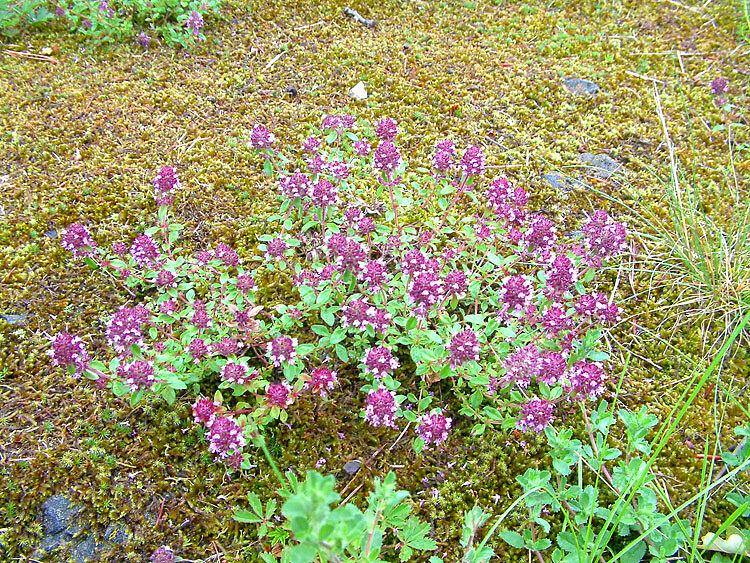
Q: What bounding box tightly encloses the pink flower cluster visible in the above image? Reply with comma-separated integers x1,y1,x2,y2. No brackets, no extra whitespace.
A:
341,299,391,333
417,410,452,446
61,224,97,258
363,346,399,378
106,305,150,355
153,166,181,204
267,335,298,366
448,329,481,368
306,367,337,397
49,332,90,375
364,388,398,428
517,398,555,432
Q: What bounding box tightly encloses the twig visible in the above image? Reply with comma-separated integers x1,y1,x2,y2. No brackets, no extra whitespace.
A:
343,7,375,28
2,49,59,63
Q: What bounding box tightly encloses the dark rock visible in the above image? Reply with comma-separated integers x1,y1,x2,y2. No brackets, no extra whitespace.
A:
343,460,360,476
577,152,623,179
0,313,28,326
71,534,102,563
563,78,600,96
103,522,129,545
42,495,79,535
285,86,298,98
541,172,582,193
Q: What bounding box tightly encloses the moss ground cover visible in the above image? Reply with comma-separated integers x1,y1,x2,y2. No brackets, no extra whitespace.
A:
0,0,748,560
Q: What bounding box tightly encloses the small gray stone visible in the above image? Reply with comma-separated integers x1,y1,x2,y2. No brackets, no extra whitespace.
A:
103,522,129,545
577,152,623,179
72,534,102,563
45,228,58,238
42,495,79,535
0,313,28,326
541,172,581,193
563,78,601,96
343,461,360,476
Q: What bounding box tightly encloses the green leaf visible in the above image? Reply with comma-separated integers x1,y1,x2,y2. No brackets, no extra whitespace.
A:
336,344,348,361
233,509,262,524
160,386,176,405
311,325,330,336
499,530,525,549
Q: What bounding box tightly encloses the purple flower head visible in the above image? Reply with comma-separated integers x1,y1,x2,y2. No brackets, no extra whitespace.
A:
266,237,289,260
364,387,398,428
524,214,557,254
567,361,607,399
432,139,455,173
499,275,534,315
192,397,220,425
280,171,311,200
188,338,210,362
307,367,338,397
130,235,160,268
137,32,151,48
302,136,321,153
195,249,213,267
118,360,157,392
401,248,427,276
357,216,376,235
373,141,402,177
112,242,128,256
517,398,555,432
61,224,97,258
55,5,66,17
311,179,339,207
160,298,180,314
215,243,239,268
448,329,480,368
207,416,246,459
710,77,729,95
417,410,452,446
325,234,367,273
266,382,294,408
460,145,486,178
307,154,327,174
357,259,388,289
153,166,180,200
363,346,399,378
546,254,577,294
191,301,212,329
354,140,371,155
322,114,356,133
236,273,257,292
98,0,114,18
502,344,542,389
325,158,350,181
49,332,90,375
542,303,575,336
409,271,445,308
267,335,298,366
186,10,204,35
341,299,391,333
155,269,177,288
250,125,275,149
540,350,567,385
106,305,150,355
214,337,239,357
581,210,627,265
444,270,468,298
375,117,398,141
150,546,176,563
487,177,528,225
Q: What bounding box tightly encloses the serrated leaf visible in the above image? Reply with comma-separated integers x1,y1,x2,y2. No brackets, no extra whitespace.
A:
499,530,525,549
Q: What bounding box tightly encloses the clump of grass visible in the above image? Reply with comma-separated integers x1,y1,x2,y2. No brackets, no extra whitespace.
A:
611,87,749,356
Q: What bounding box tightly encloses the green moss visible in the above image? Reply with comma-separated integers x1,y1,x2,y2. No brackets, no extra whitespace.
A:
0,0,748,560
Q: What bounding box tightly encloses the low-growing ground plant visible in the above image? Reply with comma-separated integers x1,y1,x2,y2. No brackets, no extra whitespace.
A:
0,0,219,46
51,115,630,473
